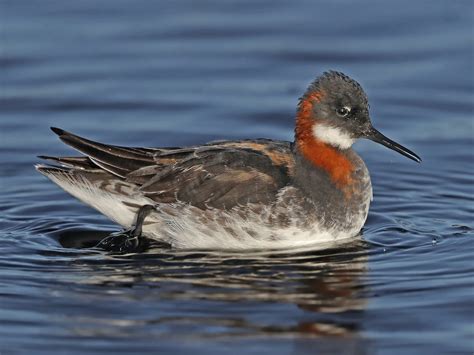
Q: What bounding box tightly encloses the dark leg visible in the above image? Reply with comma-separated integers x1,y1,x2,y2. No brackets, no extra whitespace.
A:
95,204,155,253
130,204,155,238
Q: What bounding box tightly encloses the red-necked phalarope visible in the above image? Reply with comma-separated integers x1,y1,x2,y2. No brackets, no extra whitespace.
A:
36,71,421,250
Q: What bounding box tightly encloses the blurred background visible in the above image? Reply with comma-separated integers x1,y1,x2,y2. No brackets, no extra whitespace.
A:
1,1,473,354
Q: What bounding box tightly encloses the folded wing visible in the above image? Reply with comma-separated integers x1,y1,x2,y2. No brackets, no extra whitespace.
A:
42,128,295,209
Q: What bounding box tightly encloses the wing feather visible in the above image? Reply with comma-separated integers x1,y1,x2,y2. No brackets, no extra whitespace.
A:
50,127,155,177
43,128,295,209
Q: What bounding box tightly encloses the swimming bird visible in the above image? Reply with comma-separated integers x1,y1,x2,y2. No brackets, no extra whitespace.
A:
36,71,420,250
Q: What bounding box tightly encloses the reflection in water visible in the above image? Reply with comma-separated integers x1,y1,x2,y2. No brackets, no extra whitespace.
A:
56,229,369,340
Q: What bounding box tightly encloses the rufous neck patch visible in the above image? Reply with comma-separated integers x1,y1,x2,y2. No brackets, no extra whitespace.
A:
295,92,354,190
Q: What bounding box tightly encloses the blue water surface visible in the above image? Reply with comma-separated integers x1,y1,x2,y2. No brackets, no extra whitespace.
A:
1,1,473,354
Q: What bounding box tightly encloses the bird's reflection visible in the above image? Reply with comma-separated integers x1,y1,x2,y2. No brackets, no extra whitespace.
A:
55,229,369,342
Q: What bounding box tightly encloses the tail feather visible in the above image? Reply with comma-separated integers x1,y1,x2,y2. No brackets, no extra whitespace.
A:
35,163,152,230
88,157,131,177
35,163,70,176
50,127,155,177
37,155,95,170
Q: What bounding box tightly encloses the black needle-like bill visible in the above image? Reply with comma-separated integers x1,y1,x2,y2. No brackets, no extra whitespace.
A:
366,127,421,163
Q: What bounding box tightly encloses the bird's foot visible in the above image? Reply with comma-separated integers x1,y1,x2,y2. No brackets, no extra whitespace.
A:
95,204,155,254
95,230,142,253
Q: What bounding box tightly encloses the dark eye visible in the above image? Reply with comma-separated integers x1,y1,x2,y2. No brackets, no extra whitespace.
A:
336,106,351,117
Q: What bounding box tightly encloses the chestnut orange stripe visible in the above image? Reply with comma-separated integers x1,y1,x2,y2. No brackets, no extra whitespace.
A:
295,94,354,188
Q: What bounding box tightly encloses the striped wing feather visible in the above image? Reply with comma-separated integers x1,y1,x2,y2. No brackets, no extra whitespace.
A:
44,128,294,209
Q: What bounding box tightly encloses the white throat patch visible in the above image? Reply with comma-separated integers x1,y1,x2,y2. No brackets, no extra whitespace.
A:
312,124,355,150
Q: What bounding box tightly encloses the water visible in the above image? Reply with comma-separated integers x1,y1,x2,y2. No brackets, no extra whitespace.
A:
1,0,473,354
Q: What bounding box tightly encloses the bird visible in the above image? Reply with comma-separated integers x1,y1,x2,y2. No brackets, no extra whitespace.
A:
36,71,421,250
